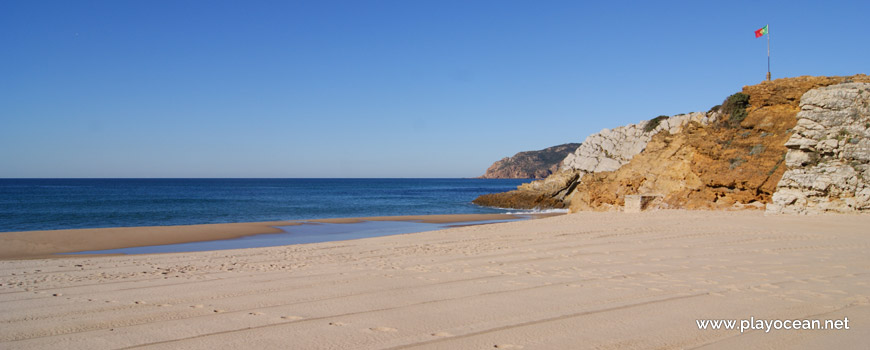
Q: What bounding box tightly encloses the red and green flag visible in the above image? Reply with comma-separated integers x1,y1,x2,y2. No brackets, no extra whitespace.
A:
755,25,768,38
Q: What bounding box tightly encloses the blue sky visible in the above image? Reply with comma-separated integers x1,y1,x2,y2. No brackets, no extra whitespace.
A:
1,0,867,178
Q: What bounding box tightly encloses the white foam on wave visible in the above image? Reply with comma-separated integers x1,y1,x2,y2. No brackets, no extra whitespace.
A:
505,208,570,215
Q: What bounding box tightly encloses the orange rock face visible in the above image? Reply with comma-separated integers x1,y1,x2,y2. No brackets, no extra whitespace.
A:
568,75,870,211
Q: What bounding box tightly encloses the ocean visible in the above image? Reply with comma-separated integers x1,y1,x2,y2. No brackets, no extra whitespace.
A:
0,178,531,233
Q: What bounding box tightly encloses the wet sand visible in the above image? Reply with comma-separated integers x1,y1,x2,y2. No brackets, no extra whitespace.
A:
0,213,539,259
1,210,868,349
0,213,561,259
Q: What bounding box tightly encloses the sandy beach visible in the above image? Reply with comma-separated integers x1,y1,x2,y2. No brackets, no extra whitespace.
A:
1,210,869,349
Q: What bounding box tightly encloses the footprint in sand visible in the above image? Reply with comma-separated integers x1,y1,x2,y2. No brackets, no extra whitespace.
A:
328,322,346,326
249,312,264,316
370,326,397,332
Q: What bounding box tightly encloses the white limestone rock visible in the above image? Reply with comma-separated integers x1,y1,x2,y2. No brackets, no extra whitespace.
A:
561,112,711,173
767,83,870,214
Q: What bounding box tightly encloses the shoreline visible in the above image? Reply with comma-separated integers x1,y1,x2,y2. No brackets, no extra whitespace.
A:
1,210,868,349
0,213,560,260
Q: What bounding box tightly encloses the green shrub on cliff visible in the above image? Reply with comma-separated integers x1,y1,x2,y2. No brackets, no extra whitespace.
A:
722,92,750,127
644,115,669,132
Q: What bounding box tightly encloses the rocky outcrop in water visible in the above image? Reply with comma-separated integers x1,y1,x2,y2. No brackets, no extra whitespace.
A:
766,83,870,214
479,143,581,179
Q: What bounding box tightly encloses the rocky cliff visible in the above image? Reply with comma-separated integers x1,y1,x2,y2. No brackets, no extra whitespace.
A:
479,143,581,179
560,112,713,173
473,75,870,211
766,83,870,214
474,112,715,208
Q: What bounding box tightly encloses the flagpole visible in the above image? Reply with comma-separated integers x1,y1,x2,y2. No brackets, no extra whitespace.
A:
766,24,771,81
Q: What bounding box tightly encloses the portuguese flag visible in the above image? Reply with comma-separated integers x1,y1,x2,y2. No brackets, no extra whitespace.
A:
755,25,768,38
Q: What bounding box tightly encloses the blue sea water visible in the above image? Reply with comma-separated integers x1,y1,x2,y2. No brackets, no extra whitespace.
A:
0,178,531,233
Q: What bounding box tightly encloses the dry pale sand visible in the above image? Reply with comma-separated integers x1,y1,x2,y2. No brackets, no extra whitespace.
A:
1,210,868,349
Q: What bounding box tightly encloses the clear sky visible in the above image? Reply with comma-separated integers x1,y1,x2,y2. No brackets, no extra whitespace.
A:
1,0,867,178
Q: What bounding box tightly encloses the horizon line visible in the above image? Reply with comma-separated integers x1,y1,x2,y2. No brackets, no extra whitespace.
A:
0,177,535,180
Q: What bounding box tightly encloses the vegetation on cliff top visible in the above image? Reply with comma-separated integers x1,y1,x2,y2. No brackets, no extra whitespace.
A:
721,92,750,127
644,115,670,133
